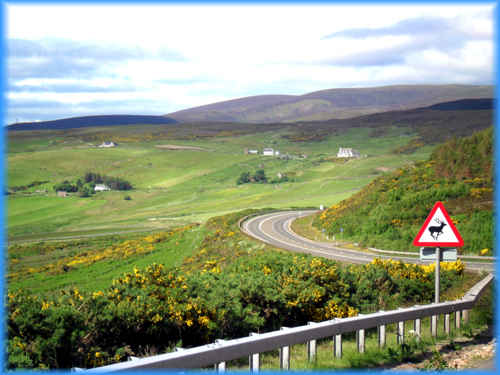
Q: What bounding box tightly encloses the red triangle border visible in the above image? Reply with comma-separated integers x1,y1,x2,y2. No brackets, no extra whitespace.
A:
413,201,464,247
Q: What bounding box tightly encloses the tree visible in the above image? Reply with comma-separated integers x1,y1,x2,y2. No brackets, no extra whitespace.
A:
79,186,92,197
253,169,267,183
237,172,251,185
53,181,77,193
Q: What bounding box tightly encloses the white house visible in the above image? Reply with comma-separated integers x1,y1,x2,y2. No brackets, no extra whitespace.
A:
263,148,280,156
99,141,116,148
337,147,360,158
94,184,110,192
248,149,259,155
263,148,274,156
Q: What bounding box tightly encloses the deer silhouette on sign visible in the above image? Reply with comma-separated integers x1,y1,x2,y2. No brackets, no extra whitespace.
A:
428,218,447,240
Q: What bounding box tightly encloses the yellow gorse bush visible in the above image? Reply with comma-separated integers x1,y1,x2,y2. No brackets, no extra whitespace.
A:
8,224,196,281
480,248,490,256
323,300,358,320
370,258,465,279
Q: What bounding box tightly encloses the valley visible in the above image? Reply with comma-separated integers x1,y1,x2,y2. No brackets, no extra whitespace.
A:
7,124,431,242
5,96,494,370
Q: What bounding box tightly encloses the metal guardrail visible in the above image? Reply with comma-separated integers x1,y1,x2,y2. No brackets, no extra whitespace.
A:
368,247,496,261
86,273,494,372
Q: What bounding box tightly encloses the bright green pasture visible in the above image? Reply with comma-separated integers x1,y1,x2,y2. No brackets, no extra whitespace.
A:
7,126,430,240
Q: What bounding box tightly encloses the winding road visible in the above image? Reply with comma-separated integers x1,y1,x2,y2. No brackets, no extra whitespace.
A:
241,210,495,273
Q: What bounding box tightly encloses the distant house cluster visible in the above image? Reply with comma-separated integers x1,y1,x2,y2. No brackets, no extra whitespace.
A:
98,141,117,148
244,148,280,156
337,147,360,158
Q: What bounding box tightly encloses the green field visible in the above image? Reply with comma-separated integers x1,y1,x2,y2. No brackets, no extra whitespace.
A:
6,115,494,370
7,123,434,295
7,125,432,241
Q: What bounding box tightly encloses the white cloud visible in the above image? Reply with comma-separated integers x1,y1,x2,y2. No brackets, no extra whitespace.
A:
5,3,495,123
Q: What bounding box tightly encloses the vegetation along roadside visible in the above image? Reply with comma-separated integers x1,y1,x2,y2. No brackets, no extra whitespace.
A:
7,208,484,369
313,127,493,255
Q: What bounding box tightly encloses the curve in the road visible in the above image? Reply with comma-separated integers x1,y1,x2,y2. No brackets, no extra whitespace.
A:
241,210,495,273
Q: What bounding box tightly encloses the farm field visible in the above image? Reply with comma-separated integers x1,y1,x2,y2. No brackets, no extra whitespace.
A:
7,124,432,241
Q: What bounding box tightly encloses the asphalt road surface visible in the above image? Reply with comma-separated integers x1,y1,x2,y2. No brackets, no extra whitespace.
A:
241,210,495,273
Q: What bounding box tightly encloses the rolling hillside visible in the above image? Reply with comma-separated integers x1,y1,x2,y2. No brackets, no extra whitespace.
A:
166,84,493,123
7,97,492,242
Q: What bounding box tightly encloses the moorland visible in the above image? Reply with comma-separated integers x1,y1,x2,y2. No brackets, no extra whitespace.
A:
6,93,494,370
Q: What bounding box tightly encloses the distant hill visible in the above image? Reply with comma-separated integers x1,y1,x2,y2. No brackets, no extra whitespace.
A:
7,115,177,131
274,98,493,146
166,84,493,123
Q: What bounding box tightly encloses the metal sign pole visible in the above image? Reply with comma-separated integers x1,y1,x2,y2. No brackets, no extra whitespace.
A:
435,247,440,304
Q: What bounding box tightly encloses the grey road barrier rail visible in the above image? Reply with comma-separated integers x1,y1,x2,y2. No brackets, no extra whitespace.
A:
85,273,493,372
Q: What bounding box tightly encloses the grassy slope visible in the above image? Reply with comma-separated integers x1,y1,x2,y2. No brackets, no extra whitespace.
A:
314,128,493,255
7,125,431,239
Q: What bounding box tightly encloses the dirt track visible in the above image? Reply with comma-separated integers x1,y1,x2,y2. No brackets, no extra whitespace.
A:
155,144,208,151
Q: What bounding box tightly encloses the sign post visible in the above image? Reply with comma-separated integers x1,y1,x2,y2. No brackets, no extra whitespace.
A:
413,202,464,304
435,248,440,304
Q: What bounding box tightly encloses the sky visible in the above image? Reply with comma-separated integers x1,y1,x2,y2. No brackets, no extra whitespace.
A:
5,2,496,124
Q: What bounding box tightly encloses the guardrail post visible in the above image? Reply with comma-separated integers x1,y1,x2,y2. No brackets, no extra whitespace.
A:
217,362,226,372
397,320,405,345
444,313,450,335
455,310,461,329
431,315,438,337
378,323,386,348
414,318,421,342
307,322,317,362
355,314,365,353
249,333,260,372
356,329,365,353
279,327,290,370
462,309,469,324
334,334,342,359
215,340,227,372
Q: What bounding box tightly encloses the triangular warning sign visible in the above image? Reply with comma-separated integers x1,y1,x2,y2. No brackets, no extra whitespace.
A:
413,201,464,247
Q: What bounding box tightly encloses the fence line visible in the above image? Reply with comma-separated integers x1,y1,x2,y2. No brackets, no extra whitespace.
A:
85,273,493,372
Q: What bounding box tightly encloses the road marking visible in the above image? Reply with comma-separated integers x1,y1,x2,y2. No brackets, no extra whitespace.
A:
241,211,494,271
248,212,373,263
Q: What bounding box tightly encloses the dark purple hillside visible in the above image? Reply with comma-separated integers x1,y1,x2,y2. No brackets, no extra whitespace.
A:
8,115,177,131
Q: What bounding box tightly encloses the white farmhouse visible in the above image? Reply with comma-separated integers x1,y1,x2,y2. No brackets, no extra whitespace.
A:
94,184,111,192
99,141,116,148
263,148,280,156
263,148,274,156
248,149,259,155
337,147,360,158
